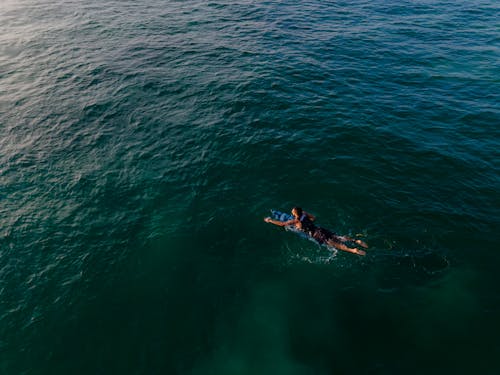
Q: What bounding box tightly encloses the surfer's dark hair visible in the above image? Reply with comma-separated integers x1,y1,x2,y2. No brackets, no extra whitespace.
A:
292,207,303,216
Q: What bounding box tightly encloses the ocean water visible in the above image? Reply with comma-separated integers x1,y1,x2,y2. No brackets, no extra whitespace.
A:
1,0,499,374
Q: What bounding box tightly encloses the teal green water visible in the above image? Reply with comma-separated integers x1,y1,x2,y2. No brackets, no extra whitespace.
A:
1,1,499,374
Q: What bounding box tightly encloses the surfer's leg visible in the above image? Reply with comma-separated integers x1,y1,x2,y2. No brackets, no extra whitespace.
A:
327,239,366,256
334,235,368,249
354,238,368,248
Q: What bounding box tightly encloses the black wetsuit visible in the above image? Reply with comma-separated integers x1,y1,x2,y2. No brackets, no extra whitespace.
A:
299,214,337,245
298,213,316,234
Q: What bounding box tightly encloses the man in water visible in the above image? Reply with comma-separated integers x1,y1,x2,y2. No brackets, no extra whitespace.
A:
264,207,368,256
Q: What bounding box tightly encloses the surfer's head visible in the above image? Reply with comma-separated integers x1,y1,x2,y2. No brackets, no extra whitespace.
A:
292,207,303,218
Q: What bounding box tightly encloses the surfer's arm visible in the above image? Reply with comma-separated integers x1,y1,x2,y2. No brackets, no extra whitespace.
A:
264,217,296,226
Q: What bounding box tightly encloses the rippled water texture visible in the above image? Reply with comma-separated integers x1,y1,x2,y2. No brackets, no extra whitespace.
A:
1,1,499,374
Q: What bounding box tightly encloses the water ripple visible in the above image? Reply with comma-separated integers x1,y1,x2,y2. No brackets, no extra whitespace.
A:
1,0,499,373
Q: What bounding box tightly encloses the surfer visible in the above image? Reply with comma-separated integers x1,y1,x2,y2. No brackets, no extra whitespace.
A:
264,207,368,256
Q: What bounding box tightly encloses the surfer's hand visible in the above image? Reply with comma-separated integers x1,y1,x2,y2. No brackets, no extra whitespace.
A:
264,217,272,223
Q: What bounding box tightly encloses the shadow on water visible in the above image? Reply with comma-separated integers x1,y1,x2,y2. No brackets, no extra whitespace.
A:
209,231,500,375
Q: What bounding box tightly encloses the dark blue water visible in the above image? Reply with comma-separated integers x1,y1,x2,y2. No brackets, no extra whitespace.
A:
1,1,499,374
